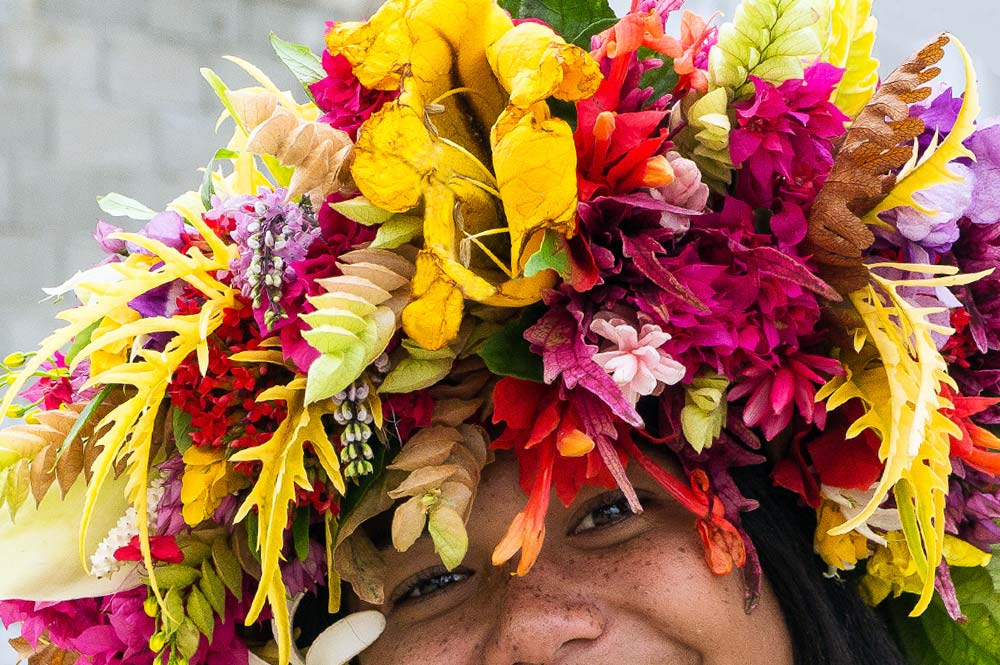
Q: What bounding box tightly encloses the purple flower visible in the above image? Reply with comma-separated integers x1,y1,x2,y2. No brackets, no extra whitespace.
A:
125,211,194,256
945,459,1000,553
878,163,971,255
218,188,321,335
94,220,128,255
964,121,1000,226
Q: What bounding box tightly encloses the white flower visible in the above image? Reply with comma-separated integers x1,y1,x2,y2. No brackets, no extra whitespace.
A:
590,315,686,404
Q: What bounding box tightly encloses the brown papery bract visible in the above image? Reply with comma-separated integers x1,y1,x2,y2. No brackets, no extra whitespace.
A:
805,35,949,294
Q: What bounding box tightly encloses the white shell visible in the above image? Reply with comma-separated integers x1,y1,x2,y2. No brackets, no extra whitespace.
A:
305,611,387,665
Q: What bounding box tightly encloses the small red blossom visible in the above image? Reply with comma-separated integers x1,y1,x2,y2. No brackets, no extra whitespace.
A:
942,384,1000,474
382,390,435,442
167,294,290,452
113,535,184,564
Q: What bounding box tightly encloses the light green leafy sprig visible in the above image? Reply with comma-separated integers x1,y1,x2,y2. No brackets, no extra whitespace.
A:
709,0,830,100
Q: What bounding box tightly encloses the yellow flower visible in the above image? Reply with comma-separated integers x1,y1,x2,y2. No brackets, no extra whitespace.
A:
327,0,602,350
180,446,246,526
814,499,869,571
859,532,991,607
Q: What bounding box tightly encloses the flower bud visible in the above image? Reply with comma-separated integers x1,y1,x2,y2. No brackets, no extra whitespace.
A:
3,352,27,368
149,631,167,653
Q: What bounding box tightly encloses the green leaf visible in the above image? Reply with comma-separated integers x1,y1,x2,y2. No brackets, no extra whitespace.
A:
162,586,187,634
96,193,157,221
478,306,545,382
244,511,261,561
427,505,468,571
270,32,326,100
499,0,617,49
186,587,216,642
212,538,244,599
172,407,194,454
65,320,101,366
154,564,201,591
199,148,240,211
174,619,202,660
371,215,423,249
524,229,571,278
50,384,111,472
708,0,828,100
201,68,247,134
293,506,311,562
329,197,395,226
178,540,212,567
889,555,1000,665
199,559,227,616
638,49,679,102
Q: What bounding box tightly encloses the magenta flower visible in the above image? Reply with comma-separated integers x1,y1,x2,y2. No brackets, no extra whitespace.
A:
310,33,397,140
730,63,848,209
728,350,844,440
590,314,686,403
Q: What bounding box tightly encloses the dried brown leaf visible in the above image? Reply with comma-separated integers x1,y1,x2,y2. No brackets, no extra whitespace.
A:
805,34,949,294
387,464,463,499
391,495,428,552
244,101,353,203
387,432,458,471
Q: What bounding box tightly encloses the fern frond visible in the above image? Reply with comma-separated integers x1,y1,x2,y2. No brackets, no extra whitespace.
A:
818,263,990,614
709,0,829,100
229,379,345,665
864,34,979,221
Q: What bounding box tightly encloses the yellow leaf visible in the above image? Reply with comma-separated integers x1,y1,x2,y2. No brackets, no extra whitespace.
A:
819,262,987,614
230,382,345,664
825,0,879,117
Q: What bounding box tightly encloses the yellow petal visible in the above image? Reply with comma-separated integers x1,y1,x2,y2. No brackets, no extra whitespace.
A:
353,102,440,212
327,0,511,162
402,253,466,351
492,108,579,268
487,21,602,108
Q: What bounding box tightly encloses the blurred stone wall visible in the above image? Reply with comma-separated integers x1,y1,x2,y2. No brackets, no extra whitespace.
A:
0,0,381,355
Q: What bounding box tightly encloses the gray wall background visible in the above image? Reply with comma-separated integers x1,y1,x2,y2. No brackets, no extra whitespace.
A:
0,0,996,662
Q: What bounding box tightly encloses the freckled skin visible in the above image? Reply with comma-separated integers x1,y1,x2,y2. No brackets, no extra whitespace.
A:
353,451,795,665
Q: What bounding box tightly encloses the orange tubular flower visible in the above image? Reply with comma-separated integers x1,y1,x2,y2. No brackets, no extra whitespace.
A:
942,384,1000,474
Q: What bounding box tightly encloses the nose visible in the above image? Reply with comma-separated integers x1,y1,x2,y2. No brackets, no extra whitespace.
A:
481,562,606,665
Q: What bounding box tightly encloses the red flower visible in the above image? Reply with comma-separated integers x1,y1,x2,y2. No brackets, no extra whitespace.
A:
491,378,616,575
113,535,184,564
942,384,1000,474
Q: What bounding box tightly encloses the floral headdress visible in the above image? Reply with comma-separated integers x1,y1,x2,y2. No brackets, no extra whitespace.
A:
1,0,999,662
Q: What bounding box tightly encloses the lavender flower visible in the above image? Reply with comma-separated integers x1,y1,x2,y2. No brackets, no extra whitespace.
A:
219,188,320,334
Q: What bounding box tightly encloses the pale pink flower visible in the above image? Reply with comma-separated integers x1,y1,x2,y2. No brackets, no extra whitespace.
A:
591,316,686,403
651,151,709,232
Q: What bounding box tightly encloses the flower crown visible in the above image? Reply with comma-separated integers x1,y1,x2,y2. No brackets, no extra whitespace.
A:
1,0,999,663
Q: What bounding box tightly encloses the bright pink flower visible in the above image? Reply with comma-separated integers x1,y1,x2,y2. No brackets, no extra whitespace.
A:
728,350,844,440
310,33,397,140
729,63,848,209
590,315,686,403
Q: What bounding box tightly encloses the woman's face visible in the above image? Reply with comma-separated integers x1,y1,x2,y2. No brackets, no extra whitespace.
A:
355,450,794,665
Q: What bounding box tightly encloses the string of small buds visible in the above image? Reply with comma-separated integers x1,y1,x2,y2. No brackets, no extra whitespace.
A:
334,353,390,480
233,194,319,331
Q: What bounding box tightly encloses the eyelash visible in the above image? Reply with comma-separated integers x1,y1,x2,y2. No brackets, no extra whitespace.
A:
394,567,473,605
569,490,641,536
392,492,643,605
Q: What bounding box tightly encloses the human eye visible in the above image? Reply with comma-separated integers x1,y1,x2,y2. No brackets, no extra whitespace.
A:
392,566,473,606
569,490,643,536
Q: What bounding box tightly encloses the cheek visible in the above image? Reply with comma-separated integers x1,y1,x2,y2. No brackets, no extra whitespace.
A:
604,526,791,665
359,600,490,664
